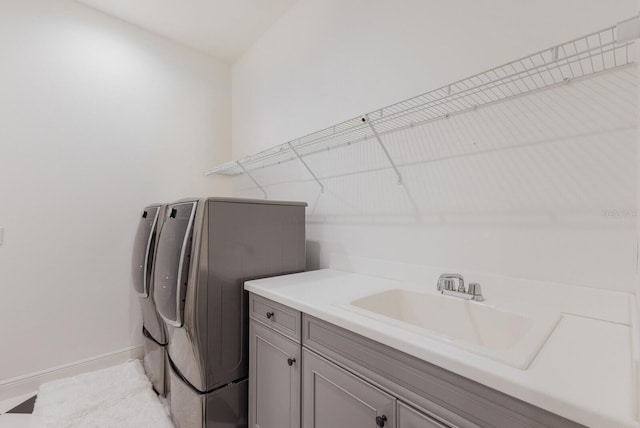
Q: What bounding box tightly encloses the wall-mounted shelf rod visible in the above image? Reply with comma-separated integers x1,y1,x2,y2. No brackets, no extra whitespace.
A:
203,18,638,196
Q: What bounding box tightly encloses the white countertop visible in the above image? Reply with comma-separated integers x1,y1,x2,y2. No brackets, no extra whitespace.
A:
245,268,638,428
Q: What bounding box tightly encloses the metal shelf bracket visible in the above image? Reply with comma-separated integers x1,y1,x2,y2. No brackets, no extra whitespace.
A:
363,114,403,185
288,142,324,193
237,161,267,199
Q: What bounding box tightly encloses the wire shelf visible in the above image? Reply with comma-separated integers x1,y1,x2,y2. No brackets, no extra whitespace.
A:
204,20,637,186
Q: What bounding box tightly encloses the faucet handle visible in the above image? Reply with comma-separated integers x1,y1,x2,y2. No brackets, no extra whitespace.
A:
437,278,456,291
444,279,456,291
438,274,464,293
467,283,484,301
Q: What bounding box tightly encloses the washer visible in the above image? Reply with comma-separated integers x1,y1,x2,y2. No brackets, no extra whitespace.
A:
154,197,306,428
131,203,168,396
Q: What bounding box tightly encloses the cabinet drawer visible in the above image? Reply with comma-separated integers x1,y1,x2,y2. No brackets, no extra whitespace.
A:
249,294,301,342
398,402,448,428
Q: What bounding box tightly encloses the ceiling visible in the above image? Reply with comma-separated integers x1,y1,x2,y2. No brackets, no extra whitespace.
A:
76,0,296,62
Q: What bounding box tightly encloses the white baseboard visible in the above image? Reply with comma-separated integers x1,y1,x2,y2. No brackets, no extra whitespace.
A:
0,346,144,402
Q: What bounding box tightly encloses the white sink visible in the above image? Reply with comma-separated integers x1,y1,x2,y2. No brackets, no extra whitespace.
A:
346,289,560,369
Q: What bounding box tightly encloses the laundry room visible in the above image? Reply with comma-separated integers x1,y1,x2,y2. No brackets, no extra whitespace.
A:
1,1,639,427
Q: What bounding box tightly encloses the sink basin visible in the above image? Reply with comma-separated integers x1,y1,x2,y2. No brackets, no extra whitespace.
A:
346,289,560,369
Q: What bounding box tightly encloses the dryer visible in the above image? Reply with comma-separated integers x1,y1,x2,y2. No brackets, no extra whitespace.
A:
131,204,168,396
154,197,306,428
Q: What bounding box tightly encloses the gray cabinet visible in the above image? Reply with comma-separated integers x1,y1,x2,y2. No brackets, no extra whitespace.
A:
249,320,301,428
397,402,448,428
302,314,584,428
303,349,396,428
247,293,584,428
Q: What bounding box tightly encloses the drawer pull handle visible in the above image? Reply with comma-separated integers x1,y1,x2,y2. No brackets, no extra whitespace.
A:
375,415,387,427
287,357,296,366
266,312,274,319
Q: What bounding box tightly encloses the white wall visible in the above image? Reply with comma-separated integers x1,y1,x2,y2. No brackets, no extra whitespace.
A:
232,0,638,292
0,0,231,383
636,3,640,417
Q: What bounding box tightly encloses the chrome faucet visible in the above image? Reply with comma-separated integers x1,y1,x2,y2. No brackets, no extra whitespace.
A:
437,274,484,302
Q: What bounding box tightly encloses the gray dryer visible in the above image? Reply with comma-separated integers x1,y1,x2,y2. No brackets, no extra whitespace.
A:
154,197,306,428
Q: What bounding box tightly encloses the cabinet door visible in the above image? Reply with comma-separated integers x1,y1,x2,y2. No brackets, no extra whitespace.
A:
303,349,396,428
249,320,301,428
397,402,449,428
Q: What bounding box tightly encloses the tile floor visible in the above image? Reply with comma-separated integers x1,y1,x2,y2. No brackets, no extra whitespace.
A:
0,414,32,428
0,393,36,428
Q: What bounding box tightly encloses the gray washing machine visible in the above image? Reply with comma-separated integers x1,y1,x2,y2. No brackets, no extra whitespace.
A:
153,198,306,428
131,204,169,396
